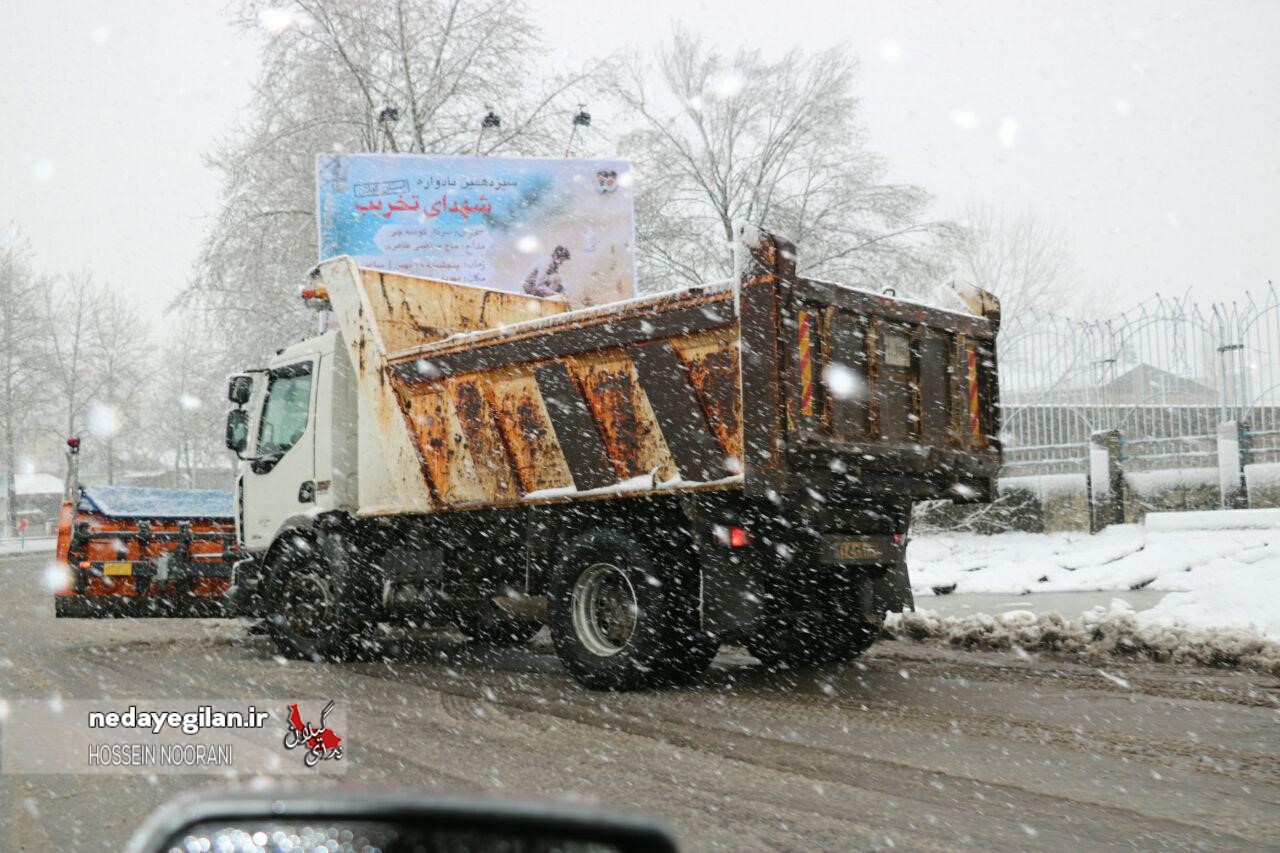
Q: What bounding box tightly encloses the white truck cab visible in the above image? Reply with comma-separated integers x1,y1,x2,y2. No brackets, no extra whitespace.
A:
228,331,357,552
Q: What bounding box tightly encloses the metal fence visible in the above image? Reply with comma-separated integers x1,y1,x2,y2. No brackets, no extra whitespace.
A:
998,284,1280,477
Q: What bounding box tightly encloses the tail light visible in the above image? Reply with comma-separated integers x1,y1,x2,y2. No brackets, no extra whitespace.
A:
713,525,753,548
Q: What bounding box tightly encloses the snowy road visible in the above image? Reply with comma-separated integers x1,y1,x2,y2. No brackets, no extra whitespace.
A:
2,553,1277,851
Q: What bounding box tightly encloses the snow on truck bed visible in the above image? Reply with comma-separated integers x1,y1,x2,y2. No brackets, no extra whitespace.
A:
78,485,234,520
908,521,1280,640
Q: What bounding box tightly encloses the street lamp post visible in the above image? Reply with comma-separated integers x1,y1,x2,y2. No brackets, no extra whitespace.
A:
378,106,400,153
475,107,501,155
565,105,591,156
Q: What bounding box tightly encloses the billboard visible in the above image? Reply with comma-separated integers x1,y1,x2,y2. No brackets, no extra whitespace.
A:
316,153,636,309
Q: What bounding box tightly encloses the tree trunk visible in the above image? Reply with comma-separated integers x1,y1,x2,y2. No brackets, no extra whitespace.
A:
3,430,15,537
2,358,15,537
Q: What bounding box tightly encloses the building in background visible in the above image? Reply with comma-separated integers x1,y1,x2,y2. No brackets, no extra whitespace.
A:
0,472,64,535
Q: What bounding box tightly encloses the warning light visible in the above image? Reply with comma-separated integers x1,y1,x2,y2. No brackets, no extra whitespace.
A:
67,436,80,450
714,525,753,548
78,561,91,569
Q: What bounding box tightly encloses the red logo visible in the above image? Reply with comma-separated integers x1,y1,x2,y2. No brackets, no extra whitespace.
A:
283,701,343,767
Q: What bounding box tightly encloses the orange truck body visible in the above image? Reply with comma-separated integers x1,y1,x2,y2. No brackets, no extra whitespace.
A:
54,486,239,618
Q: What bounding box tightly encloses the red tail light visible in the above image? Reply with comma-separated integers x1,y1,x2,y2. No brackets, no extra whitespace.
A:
712,524,753,548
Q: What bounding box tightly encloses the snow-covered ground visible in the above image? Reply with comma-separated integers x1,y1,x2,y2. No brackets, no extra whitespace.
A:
908,521,1279,640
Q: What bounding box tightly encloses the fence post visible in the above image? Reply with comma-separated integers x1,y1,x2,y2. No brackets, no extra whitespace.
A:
1217,420,1249,509
1088,430,1124,532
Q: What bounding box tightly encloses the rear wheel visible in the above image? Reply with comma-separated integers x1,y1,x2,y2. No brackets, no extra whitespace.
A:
548,528,715,690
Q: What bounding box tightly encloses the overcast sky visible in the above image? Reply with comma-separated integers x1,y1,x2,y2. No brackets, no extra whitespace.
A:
2,0,1277,321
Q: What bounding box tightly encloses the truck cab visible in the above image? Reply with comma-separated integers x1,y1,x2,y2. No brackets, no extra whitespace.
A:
227,332,358,590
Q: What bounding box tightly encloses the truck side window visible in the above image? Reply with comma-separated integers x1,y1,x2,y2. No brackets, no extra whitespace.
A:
257,363,313,455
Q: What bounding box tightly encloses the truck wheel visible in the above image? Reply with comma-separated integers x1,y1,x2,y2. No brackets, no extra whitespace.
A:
747,614,881,671
455,599,541,647
264,535,373,661
548,528,715,691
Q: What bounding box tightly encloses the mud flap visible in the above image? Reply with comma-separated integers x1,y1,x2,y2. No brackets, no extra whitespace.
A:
698,546,766,637
871,558,914,616
227,556,266,617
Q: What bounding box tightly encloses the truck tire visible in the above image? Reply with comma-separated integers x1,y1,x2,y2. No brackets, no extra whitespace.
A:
548,527,716,691
263,534,374,661
455,600,541,647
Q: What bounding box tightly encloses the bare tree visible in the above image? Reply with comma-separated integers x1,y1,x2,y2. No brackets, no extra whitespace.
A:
612,29,944,291
951,201,1079,321
186,0,602,366
0,225,43,533
146,317,231,487
39,272,101,453
88,287,151,484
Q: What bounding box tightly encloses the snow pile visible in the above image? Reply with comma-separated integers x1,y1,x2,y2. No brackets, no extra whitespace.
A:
1124,466,1216,495
1245,461,1280,490
885,598,1280,676
1136,552,1280,639
997,472,1086,499
907,523,1280,639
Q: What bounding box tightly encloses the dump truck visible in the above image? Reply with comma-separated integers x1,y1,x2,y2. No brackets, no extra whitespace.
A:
54,484,240,618
225,230,1001,689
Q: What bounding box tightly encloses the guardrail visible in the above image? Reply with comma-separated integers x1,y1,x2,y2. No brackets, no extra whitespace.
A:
0,535,56,555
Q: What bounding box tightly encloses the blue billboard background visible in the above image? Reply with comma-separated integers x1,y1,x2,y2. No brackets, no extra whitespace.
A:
316,153,636,308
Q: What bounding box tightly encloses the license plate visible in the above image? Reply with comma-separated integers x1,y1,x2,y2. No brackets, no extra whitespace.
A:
821,536,885,565
101,562,133,576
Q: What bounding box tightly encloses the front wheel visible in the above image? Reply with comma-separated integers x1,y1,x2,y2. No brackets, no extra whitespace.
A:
264,534,375,661
548,528,715,691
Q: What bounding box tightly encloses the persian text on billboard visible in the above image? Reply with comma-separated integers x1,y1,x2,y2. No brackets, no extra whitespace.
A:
316,153,636,309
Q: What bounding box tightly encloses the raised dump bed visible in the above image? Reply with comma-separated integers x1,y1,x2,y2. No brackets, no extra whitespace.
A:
317,232,1000,515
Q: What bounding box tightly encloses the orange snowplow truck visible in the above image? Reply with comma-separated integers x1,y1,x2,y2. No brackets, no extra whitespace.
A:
226,229,1001,689
54,485,240,618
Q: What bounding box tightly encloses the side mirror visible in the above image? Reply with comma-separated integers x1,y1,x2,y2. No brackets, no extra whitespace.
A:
227,374,253,406
127,790,678,853
225,409,250,455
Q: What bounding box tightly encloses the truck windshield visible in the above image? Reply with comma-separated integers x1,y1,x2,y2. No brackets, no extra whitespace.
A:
257,363,312,456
